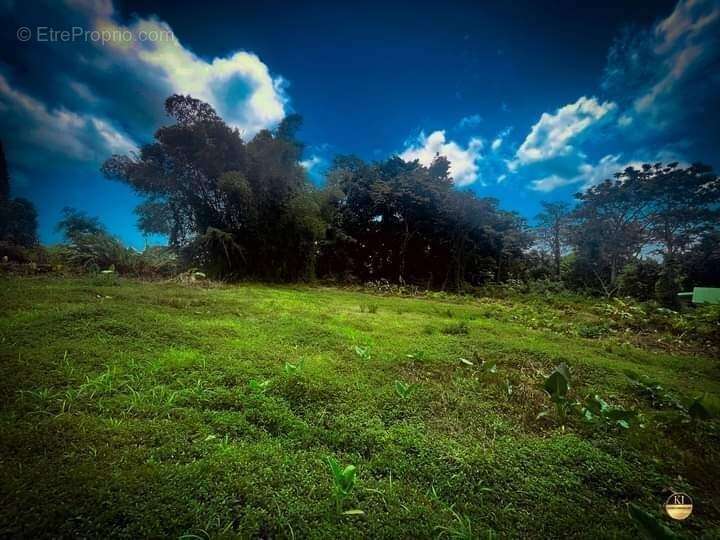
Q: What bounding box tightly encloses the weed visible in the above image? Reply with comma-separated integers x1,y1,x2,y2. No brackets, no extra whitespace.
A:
442,321,469,335
354,346,371,360
359,303,379,314
537,363,576,427
627,503,680,539
581,395,637,429
325,456,361,515
394,380,416,399
248,379,271,394
283,361,303,376
688,394,713,420
624,371,684,410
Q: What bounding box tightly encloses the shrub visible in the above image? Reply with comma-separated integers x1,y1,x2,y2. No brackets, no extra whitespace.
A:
62,233,178,277
618,260,662,301
442,321,469,335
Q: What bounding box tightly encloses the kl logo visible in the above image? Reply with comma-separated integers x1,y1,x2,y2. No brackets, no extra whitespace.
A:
665,492,693,521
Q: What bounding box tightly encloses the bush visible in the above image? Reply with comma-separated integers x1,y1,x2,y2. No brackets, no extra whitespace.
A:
62,233,178,277
618,260,662,301
655,262,682,309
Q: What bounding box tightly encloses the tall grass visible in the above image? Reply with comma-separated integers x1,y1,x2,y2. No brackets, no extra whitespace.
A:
63,233,178,277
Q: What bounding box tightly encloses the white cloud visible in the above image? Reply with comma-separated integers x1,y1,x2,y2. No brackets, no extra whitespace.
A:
530,154,646,192
530,174,582,192
634,0,719,114
618,114,633,127
490,127,512,152
513,96,616,167
300,155,322,171
91,13,287,137
0,73,135,164
458,114,482,129
400,130,484,186
0,0,289,172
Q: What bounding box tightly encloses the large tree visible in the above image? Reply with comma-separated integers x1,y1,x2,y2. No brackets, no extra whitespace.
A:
0,140,9,202
0,140,38,248
535,201,572,280
570,174,648,295
569,161,719,301
56,207,105,241
102,95,322,280
319,154,530,289
624,163,720,260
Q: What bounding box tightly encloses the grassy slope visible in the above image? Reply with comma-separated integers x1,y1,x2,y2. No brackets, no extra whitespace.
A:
1,276,718,539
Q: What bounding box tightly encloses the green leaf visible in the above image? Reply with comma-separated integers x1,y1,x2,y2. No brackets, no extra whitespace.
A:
628,503,680,539
326,456,342,482
605,408,636,423
688,395,712,420
248,379,270,393
544,363,570,398
583,394,607,416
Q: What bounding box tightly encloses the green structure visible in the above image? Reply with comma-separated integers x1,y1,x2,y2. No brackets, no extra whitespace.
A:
677,287,720,304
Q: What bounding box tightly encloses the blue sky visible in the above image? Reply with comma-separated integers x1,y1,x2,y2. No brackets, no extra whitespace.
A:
1,0,719,247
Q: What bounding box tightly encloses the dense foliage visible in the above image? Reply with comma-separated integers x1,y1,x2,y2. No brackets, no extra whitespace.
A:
1,95,718,303
102,95,324,281
100,94,720,302
0,140,38,249
567,163,720,302
102,95,530,286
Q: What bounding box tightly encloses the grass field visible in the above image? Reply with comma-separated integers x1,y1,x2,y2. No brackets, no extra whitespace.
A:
1,276,719,539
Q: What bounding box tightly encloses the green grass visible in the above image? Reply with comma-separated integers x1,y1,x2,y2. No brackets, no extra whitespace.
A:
1,276,718,538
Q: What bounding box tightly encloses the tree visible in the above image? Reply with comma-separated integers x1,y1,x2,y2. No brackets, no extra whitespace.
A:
0,198,38,247
612,163,719,305
570,176,648,296
618,259,662,300
56,207,105,241
0,140,38,248
318,154,530,289
102,94,322,280
535,201,571,280
681,229,720,287
627,163,719,260
0,140,9,202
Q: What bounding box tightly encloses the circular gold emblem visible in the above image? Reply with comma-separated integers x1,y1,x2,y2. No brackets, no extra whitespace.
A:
665,492,693,520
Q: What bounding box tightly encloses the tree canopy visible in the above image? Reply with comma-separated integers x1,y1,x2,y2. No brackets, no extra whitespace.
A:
102,95,530,286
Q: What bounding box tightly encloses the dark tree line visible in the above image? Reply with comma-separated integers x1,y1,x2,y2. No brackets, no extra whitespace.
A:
2,93,718,304
103,95,532,287
0,140,38,249
536,163,720,304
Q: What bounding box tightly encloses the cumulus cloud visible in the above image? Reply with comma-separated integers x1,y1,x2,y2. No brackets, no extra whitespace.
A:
529,153,667,192
400,130,484,186
520,1,720,194
96,15,286,136
513,96,616,167
0,73,135,165
0,0,288,173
